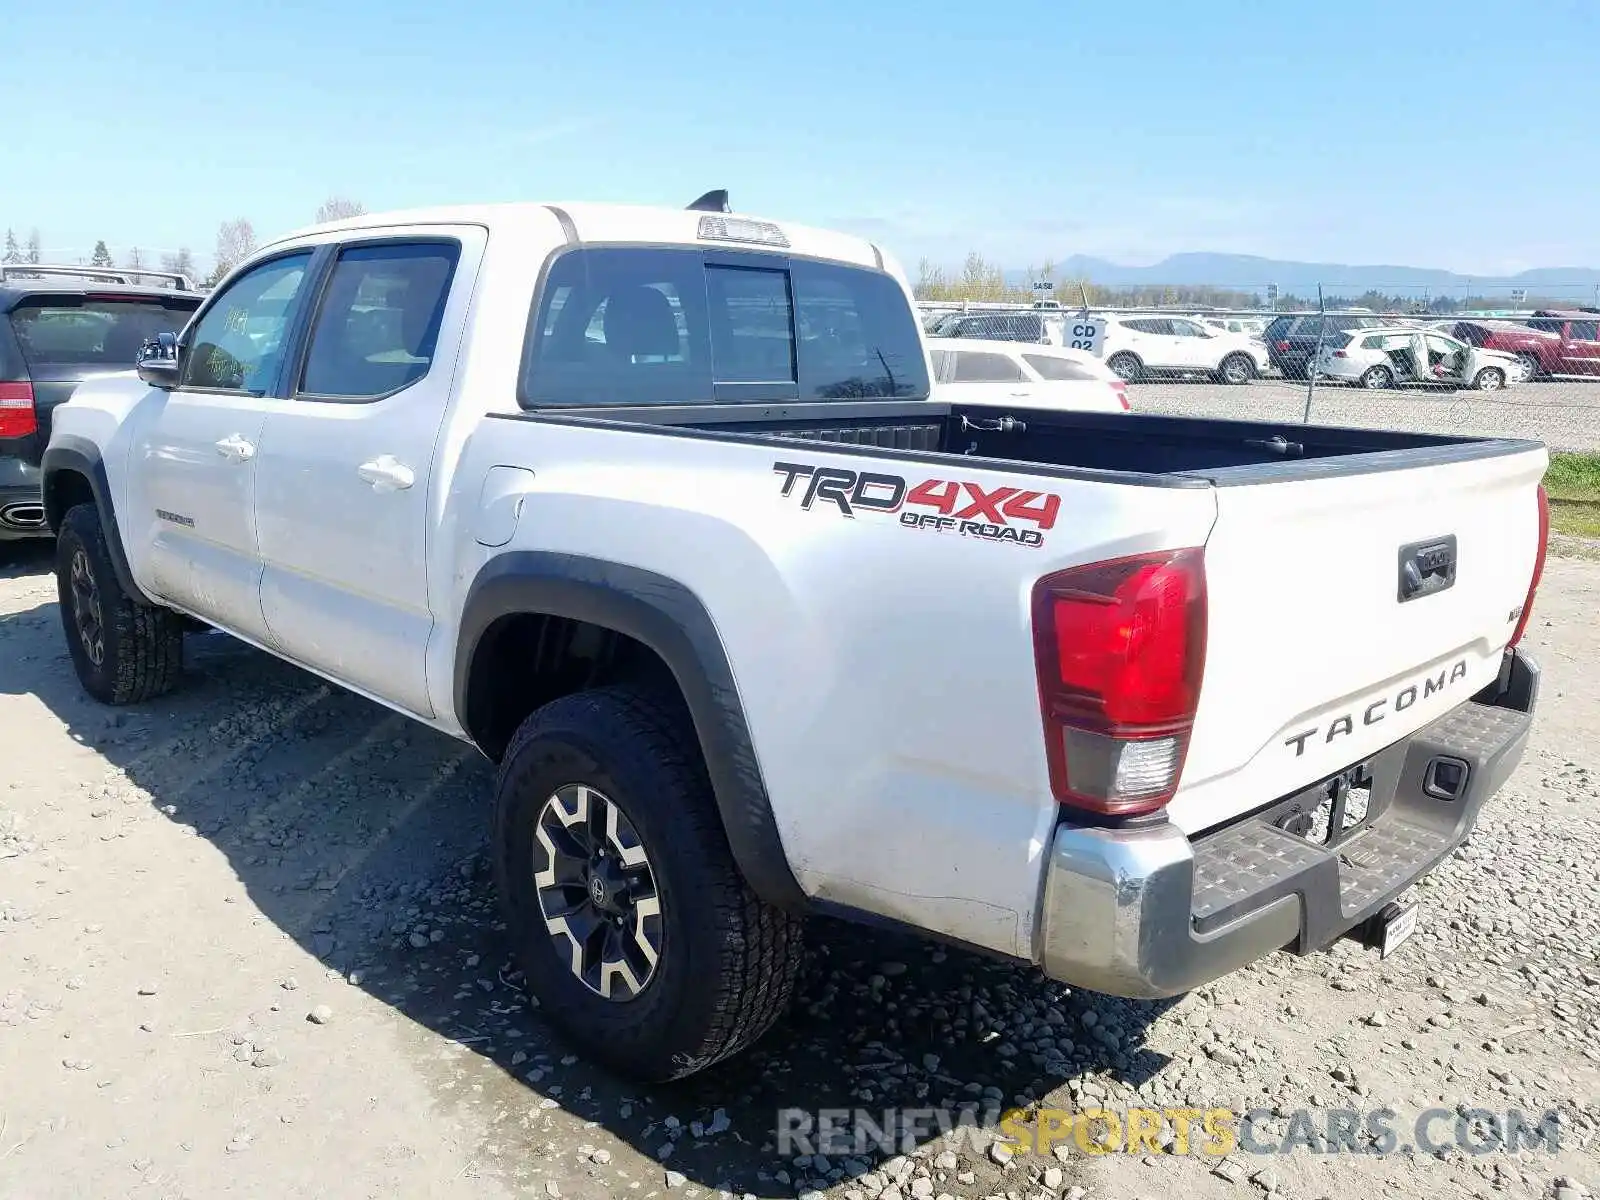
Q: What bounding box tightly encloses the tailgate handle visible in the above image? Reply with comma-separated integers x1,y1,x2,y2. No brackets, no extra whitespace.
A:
1398,535,1457,602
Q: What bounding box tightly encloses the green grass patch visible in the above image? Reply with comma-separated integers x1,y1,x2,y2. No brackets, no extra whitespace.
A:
1543,453,1600,541
1551,502,1600,540
1544,452,1600,502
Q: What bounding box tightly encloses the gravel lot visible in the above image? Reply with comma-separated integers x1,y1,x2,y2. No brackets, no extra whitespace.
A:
2,541,1597,1200
1128,377,1600,453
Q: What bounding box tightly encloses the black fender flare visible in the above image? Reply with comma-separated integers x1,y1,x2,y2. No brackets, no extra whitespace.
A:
41,436,151,605
454,551,806,911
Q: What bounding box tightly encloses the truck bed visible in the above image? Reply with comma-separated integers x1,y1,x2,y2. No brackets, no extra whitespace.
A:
513,400,1539,485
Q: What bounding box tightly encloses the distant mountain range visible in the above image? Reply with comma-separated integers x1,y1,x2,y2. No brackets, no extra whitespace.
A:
1015,252,1600,298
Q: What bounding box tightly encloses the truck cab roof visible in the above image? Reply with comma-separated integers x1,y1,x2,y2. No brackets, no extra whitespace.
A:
266,201,889,274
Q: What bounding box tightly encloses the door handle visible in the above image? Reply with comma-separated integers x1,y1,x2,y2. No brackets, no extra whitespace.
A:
357,455,416,493
214,434,256,462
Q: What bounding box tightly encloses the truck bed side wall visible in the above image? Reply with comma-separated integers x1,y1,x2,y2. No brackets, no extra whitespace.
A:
440,414,1218,960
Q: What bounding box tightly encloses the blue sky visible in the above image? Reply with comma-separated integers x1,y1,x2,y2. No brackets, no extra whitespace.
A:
3,0,1597,276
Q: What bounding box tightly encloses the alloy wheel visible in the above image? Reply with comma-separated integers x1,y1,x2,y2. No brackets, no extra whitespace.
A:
532,784,662,1000
69,548,105,667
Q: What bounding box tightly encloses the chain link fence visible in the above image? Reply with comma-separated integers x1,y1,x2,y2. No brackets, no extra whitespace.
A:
915,292,1600,453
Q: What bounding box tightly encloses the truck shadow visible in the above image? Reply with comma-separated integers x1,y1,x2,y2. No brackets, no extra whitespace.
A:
0,591,1179,1195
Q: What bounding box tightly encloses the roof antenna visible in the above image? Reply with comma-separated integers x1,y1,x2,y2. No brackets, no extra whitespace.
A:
687,189,730,213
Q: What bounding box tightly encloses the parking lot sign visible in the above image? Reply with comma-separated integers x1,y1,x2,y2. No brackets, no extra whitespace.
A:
1510,288,1528,304
1059,314,1105,355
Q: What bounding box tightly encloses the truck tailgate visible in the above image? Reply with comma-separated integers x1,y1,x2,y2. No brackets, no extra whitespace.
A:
1170,446,1547,835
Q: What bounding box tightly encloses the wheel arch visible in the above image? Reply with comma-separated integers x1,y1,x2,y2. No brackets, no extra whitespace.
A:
41,436,149,604
454,551,805,910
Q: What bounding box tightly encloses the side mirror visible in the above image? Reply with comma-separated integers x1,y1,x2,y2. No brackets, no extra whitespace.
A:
136,331,182,390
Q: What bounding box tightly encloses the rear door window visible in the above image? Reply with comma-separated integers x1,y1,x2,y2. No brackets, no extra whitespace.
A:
950,351,1025,382
9,296,198,372
1022,353,1097,381
297,241,460,400
522,247,930,406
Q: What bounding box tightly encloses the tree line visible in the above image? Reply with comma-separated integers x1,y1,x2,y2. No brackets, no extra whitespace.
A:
915,252,1586,315
1,197,367,288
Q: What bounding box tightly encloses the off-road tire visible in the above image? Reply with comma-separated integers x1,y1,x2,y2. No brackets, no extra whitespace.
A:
56,503,183,705
492,684,804,1081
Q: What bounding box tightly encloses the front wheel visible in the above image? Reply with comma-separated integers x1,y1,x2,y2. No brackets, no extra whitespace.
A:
55,503,184,705
1107,352,1143,383
1217,353,1256,385
492,685,804,1081
1514,353,1540,383
1472,367,1506,392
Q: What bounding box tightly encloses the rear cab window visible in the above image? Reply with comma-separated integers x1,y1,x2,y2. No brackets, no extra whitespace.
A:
1023,353,1097,381
8,295,197,372
949,351,1025,382
520,246,929,406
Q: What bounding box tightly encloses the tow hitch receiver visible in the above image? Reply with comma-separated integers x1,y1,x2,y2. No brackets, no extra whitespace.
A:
1353,899,1421,959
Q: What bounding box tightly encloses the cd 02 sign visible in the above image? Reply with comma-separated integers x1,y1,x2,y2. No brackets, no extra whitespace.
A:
1061,316,1105,355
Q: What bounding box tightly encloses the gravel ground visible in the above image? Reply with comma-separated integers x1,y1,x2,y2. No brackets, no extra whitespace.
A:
1,540,1597,1200
1127,377,1600,454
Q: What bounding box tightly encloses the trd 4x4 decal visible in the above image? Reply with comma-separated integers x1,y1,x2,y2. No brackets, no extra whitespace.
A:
772,460,1059,548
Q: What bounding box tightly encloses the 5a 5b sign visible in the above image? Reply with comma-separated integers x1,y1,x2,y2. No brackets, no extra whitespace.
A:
773,460,1060,548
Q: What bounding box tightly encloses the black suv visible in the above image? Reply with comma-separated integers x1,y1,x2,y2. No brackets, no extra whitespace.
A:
1264,313,1387,379
1,266,199,544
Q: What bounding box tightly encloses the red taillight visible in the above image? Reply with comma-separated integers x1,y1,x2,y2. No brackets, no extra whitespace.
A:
0,382,36,438
1275,340,1291,351
1508,485,1549,647
1032,548,1207,817
1110,381,1131,410
1332,349,1348,358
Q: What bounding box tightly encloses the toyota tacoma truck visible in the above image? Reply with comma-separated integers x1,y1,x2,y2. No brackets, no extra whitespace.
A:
42,196,1547,1082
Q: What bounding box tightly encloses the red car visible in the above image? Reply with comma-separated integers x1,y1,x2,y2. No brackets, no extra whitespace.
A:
1521,311,1600,377
1433,318,1579,381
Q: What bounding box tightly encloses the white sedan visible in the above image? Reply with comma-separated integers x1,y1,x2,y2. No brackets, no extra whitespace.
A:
1100,316,1268,384
1316,328,1521,391
927,338,1130,413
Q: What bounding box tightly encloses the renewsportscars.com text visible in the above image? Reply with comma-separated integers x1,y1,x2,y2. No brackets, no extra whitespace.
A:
776,1105,1564,1159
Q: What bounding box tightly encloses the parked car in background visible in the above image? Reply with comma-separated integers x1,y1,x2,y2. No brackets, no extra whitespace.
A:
1263,313,1388,379
937,310,1053,343
1427,319,1558,383
1,266,199,544
1100,315,1266,384
1520,311,1600,377
1316,327,1520,391
928,337,1129,412
1194,314,1267,338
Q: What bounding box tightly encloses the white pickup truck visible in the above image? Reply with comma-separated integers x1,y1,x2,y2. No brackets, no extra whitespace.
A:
42,196,1548,1082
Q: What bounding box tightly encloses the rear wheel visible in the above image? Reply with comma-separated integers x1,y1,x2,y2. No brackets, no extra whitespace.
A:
1107,352,1143,383
1360,364,1394,390
55,503,184,705
1472,367,1506,392
492,685,804,1081
1217,353,1255,385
